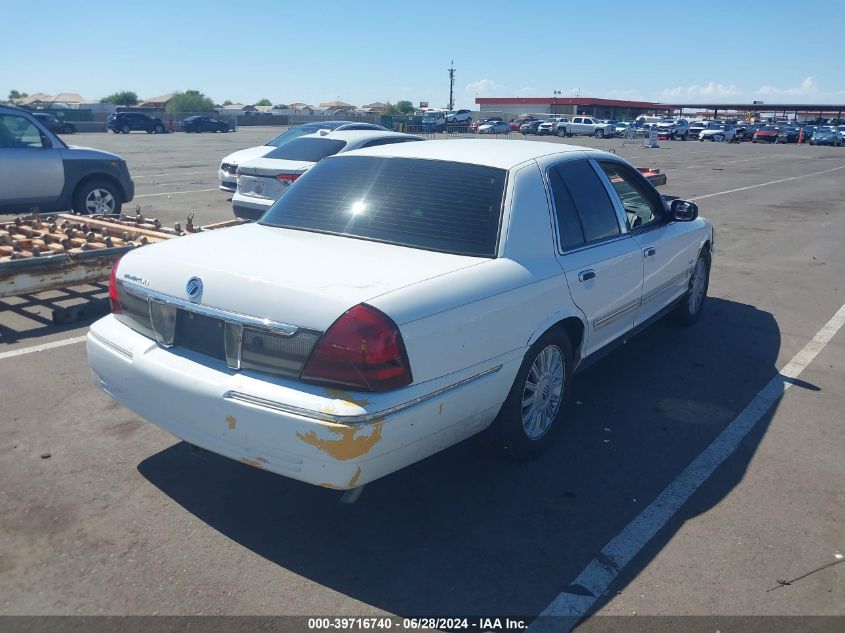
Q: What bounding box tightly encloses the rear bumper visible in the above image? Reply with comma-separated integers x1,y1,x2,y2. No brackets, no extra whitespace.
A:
231,192,273,220
87,315,509,489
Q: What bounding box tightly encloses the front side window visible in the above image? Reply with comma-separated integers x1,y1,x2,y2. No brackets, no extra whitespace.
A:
0,114,45,148
260,156,506,257
598,161,664,230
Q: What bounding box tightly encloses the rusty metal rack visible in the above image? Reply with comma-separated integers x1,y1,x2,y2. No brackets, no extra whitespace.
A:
0,213,244,320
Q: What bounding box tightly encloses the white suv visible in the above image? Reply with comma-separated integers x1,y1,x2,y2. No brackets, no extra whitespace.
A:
446,109,472,125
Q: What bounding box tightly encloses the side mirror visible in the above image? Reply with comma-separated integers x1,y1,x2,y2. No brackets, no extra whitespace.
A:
670,199,698,222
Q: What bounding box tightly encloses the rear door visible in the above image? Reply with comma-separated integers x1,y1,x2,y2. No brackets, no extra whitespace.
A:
0,113,64,207
550,159,643,354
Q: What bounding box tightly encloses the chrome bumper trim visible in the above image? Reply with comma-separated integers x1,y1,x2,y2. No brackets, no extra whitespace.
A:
121,281,299,336
89,329,133,360
224,365,504,425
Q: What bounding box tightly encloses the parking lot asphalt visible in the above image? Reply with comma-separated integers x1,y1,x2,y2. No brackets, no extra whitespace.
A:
1,128,843,624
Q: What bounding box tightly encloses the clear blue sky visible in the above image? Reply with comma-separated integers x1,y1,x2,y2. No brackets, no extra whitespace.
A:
5,0,844,108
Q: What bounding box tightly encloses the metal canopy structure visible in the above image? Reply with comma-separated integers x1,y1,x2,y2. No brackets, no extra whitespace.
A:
667,102,845,120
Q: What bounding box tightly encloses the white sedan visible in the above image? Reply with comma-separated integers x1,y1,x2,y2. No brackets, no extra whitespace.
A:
477,120,510,134
698,123,736,142
218,121,388,192
232,130,424,220
88,140,713,490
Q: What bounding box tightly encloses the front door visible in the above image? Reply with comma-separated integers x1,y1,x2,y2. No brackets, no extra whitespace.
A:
595,160,699,326
0,113,64,208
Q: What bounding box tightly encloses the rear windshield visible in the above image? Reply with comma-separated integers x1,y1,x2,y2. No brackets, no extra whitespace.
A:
263,138,347,162
260,156,506,257
266,124,337,148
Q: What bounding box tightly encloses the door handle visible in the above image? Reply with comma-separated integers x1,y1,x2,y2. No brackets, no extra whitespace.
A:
643,247,656,258
578,270,596,282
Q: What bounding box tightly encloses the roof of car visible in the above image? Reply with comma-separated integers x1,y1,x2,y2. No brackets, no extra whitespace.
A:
343,139,590,169
298,130,422,142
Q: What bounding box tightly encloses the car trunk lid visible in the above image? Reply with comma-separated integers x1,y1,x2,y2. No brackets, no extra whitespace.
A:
116,222,484,332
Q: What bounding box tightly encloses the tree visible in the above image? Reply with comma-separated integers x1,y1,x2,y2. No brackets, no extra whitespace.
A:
8,90,28,101
254,98,272,106
100,90,139,106
165,90,216,114
395,100,414,114
222,100,233,106
274,103,289,110
384,100,415,115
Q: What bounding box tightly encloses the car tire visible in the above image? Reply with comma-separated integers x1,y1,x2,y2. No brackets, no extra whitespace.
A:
121,125,130,134
594,129,602,138
670,132,676,140
489,328,573,459
674,248,711,326
72,179,122,216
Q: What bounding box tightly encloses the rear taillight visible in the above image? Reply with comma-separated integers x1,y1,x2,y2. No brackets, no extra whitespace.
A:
108,260,123,314
275,173,300,183
301,304,412,392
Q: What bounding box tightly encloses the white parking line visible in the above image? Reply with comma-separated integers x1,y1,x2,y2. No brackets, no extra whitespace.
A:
679,154,790,169
530,300,845,631
690,164,845,200
134,188,220,198
133,170,217,180
0,335,88,361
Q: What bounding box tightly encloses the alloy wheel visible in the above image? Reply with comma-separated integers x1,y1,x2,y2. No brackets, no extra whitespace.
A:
521,345,565,440
84,189,116,214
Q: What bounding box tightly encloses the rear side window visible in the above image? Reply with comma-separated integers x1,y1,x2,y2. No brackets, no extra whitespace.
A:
553,161,620,243
548,169,585,250
260,156,506,257
264,138,347,162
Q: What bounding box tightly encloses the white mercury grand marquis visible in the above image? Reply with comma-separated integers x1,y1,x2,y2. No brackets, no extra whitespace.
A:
87,140,714,490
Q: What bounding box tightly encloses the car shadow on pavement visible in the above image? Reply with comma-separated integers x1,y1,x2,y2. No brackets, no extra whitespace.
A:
138,297,786,620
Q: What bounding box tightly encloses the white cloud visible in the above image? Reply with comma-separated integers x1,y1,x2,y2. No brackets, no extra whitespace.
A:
517,86,537,96
465,79,505,97
606,89,645,101
756,76,817,97
660,82,741,100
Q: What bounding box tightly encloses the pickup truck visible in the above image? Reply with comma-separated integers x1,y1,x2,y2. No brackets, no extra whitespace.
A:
559,116,615,138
